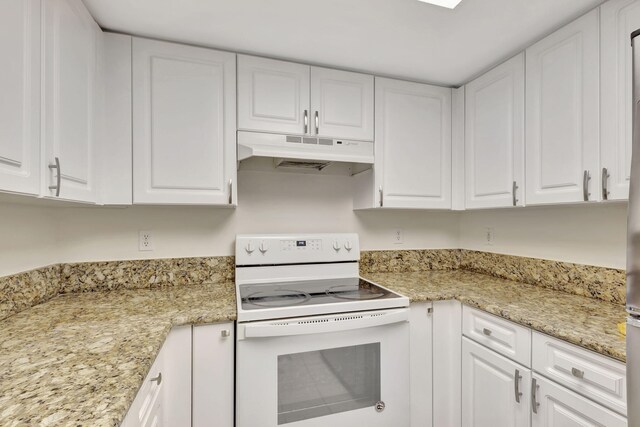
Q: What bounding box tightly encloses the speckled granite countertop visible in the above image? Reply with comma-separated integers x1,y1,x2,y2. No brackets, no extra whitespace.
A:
366,270,627,362
0,271,627,426
0,281,236,427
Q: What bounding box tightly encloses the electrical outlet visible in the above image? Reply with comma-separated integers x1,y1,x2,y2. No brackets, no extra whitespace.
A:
393,229,404,245
484,227,494,246
139,231,154,251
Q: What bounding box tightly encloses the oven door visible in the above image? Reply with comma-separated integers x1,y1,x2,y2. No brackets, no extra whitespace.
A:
236,308,410,427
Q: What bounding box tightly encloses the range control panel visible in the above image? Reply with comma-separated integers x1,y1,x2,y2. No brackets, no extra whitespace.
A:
235,233,359,266
281,239,322,251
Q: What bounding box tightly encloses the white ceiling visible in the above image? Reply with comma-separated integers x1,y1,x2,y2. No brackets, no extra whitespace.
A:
82,0,605,87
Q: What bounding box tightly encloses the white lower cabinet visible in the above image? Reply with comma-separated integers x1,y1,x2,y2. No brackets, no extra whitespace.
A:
192,322,235,427
462,337,531,427
432,300,462,427
410,303,433,427
121,325,192,427
531,375,627,427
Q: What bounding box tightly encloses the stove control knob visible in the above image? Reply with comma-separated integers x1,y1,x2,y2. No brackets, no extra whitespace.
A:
259,242,269,254
344,241,353,251
245,242,255,254
332,240,341,251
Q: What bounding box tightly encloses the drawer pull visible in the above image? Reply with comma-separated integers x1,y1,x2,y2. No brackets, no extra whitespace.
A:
514,369,522,403
571,367,584,379
482,328,492,336
221,329,231,338
150,372,162,385
531,378,539,414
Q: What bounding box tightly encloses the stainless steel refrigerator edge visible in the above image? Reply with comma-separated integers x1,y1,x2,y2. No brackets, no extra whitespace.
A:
627,29,640,427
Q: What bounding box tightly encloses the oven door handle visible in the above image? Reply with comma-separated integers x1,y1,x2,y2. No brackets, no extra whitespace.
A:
239,308,409,339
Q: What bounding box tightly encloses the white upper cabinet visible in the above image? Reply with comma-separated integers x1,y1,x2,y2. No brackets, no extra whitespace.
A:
238,55,374,140
310,67,374,140
601,0,640,201
462,337,531,427
132,38,236,205
238,55,310,135
43,0,100,203
525,9,600,205
372,77,452,209
0,0,41,196
465,53,525,209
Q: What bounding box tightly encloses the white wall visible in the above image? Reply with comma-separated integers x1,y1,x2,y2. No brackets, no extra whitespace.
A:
459,203,628,269
0,201,58,276
0,170,460,275
0,170,629,276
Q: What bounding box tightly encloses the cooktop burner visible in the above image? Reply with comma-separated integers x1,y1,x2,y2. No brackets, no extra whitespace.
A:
239,277,399,311
326,284,385,300
244,289,311,307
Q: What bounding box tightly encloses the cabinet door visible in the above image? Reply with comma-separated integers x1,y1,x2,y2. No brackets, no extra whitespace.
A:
462,337,531,427
238,55,310,135
310,67,374,140
531,375,627,427
0,0,40,196
375,77,452,209
133,38,236,205
410,303,433,427
43,0,99,203
601,0,640,201
525,9,600,205
465,53,525,209
192,323,234,427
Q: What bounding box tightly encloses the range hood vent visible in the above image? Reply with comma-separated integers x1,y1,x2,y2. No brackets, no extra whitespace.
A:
237,131,374,168
274,159,332,171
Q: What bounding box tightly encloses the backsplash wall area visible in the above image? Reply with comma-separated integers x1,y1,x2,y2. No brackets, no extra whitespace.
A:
0,171,629,276
459,203,628,269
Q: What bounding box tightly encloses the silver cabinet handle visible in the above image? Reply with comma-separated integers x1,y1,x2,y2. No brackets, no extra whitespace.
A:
512,181,519,206
571,367,584,379
48,157,61,197
150,372,162,385
315,111,319,135
303,110,308,134
602,167,610,200
583,170,591,201
531,378,539,414
221,329,231,338
379,186,383,207
228,179,233,205
482,328,492,336
514,369,522,403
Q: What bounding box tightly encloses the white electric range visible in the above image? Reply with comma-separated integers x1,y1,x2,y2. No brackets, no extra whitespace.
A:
235,233,410,427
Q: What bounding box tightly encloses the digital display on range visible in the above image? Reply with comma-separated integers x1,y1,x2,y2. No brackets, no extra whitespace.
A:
296,240,306,247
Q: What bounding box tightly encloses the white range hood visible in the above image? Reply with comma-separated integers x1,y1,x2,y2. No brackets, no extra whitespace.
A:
237,131,374,170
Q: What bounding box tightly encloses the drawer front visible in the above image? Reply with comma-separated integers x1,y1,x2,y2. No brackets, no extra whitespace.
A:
532,332,626,415
462,305,531,367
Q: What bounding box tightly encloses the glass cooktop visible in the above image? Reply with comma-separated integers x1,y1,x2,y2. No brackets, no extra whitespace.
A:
239,278,401,311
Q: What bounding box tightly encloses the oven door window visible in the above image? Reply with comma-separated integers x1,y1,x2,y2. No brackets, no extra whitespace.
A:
277,343,381,425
